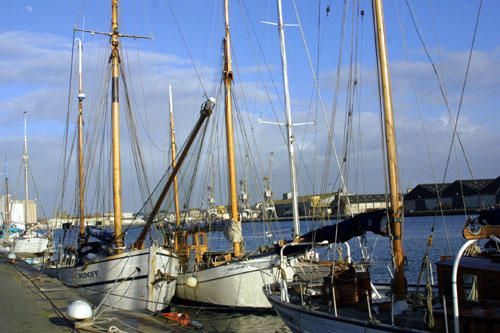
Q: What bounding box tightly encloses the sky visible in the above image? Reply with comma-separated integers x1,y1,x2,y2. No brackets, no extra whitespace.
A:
0,0,499,217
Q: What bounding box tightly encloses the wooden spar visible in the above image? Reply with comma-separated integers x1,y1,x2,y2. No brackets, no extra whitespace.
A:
110,0,124,254
76,38,86,242
463,225,500,240
223,0,243,256
372,0,405,299
168,85,181,228
134,98,215,250
277,0,300,238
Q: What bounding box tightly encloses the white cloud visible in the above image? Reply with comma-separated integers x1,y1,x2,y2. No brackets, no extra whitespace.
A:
0,30,498,217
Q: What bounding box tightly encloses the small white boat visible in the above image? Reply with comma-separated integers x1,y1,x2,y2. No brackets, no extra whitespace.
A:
11,113,50,260
13,232,49,257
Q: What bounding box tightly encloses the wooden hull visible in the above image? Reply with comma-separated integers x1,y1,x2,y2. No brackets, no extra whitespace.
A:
53,246,178,312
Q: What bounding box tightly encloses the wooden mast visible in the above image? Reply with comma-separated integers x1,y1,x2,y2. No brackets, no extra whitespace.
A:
168,85,181,228
372,0,405,299
76,38,86,242
111,0,124,254
277,0,300,238
223,0,243,257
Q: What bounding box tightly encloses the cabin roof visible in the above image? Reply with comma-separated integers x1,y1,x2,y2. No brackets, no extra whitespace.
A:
436,255,500,273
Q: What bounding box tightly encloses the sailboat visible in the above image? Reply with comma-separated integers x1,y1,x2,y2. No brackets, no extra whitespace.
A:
173,0,298,310
265,0,500,332
48,1,183,312
12,112,50,259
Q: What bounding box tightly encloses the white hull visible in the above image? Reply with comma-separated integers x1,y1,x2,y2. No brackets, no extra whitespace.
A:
176,254,292,309
266,293,426,333
13,236,49,257
55,245,179,312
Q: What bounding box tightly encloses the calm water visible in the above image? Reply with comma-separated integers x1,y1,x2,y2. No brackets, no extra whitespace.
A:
53,215,468,332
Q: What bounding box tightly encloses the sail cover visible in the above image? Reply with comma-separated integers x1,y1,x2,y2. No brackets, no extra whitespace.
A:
280,209,389,255
223,220,243,243
477,208,500,225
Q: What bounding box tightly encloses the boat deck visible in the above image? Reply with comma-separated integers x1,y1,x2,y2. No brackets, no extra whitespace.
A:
281,282,431,331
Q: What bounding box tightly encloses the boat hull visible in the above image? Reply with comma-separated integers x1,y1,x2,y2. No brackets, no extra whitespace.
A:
176,254,290,309
55,246,178,312
13,236,49,257
266,292,426,333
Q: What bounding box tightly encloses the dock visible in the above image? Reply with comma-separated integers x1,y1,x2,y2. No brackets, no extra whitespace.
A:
0,254,194,332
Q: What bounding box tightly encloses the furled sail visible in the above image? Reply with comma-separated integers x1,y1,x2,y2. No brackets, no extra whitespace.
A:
280,209,389,255
223,220,243,243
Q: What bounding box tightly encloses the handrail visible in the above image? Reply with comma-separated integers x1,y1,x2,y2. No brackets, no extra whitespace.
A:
278,241,328,302
452,239,476,333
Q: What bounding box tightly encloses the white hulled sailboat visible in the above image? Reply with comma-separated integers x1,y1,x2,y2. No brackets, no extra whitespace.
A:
12,112,50,259
49,1,179,312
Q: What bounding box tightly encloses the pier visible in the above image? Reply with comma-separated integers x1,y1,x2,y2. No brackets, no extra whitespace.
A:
0,254,194,332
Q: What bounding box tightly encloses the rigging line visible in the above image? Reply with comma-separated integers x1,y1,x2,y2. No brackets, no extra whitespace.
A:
392,0,451,254
56,33,77,216
354,0,367,197
442,0,483,197
403,0,472,185
312,0,322,195
314,0,335,193
166,0,208,98
120,60,154,205
291,0,349,199
139,0,154,39
236,0,287,131
427,0,449,101
28,165,47,219
339,0,358,195
321,0,349,195
128,40,169,165
184,122,210,213
232,86,266,197
229,43,266,177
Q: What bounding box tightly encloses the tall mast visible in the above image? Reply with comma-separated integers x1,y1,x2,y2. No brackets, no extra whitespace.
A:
277,0,300,238
76,38,86,242
4,158,10,239
111,0,124,254
223,0,243,256
168,85,181,228
372,0,405,299
23,112,30,229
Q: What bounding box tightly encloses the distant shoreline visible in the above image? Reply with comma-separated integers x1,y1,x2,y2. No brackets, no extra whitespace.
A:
246,209,481,223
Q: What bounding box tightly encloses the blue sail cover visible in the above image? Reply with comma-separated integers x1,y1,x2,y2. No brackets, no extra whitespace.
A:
477,208,500,225
280,209,389,255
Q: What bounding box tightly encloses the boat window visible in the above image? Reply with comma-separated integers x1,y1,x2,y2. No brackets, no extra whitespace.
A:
462,274,479,302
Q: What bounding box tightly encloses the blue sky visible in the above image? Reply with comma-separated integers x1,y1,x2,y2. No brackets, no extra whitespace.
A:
1,1,499,216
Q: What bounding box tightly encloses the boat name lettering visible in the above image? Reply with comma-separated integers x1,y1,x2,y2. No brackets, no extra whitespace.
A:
225,264,247,272
77,270,100,280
